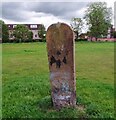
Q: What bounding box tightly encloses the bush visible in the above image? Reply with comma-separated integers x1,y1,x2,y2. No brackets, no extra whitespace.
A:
113,31,116,38
2,39,9,43
39,38,46,42
2,22,9,43
23,39,33,43
75,39,88,42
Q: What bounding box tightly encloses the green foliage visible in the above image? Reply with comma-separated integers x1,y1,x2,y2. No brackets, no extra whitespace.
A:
13,24,33,42
75,39,88,42
0,20,4,24
0,21,2,42
84,2,112,39
2,42,114,118
113,31,116,38
38,24,46,42
0,20,9,43
25,31,33,42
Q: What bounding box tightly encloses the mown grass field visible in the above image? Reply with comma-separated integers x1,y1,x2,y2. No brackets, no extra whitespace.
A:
2,42,114,119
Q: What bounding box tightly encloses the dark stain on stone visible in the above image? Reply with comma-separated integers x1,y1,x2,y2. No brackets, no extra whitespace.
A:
50,56,61,68
53,88,59,93
56,51,61,56
50,56,56,66
56,59,61,68
63,56,67,64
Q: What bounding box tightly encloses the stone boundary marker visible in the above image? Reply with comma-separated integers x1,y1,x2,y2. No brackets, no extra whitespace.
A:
46,22,76,109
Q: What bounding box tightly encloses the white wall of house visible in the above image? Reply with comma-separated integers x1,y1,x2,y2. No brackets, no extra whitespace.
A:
107,28,111,38
31,30,41,40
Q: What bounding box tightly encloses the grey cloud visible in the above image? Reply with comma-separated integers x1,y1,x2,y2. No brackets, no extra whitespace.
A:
0,3,2,18
2,2,88,22
26,2,88,17
2,2,28,21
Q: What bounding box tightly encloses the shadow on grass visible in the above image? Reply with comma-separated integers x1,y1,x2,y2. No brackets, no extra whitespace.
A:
37,95,109,119
37,95,88,119
38,96,53,112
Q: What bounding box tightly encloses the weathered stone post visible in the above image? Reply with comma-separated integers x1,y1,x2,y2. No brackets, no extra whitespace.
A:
46,22,76,109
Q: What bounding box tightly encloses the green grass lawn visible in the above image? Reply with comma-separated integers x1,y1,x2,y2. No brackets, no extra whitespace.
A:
2,42,114,118
0,43,2,119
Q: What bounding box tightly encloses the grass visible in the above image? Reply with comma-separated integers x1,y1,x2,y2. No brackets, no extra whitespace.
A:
2,42,115,119
0,43,2,119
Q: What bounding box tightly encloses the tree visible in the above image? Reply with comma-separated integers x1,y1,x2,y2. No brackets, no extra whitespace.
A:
28,31,33,42
13,24,33,42
70,18,83,39
113,31,116,38
38,24,46,42
84,2,112,40
0,20,9,43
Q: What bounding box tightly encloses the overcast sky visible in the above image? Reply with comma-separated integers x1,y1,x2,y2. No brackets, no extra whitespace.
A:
1,0,115,32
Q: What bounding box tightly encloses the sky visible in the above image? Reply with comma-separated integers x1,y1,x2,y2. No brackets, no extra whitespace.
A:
1,0,116,32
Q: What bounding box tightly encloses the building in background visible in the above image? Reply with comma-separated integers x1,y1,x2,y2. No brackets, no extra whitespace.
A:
7,24,42,41
107,25,115,38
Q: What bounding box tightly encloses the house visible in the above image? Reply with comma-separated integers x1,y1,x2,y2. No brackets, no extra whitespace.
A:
7,24,43,41
107,25,115,38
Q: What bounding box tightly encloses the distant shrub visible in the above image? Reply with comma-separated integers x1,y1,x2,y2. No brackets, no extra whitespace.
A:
24,39,33,43
75,39,88,42
39,38,46,42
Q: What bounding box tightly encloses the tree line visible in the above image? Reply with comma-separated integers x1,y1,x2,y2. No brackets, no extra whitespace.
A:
71,2,116,40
